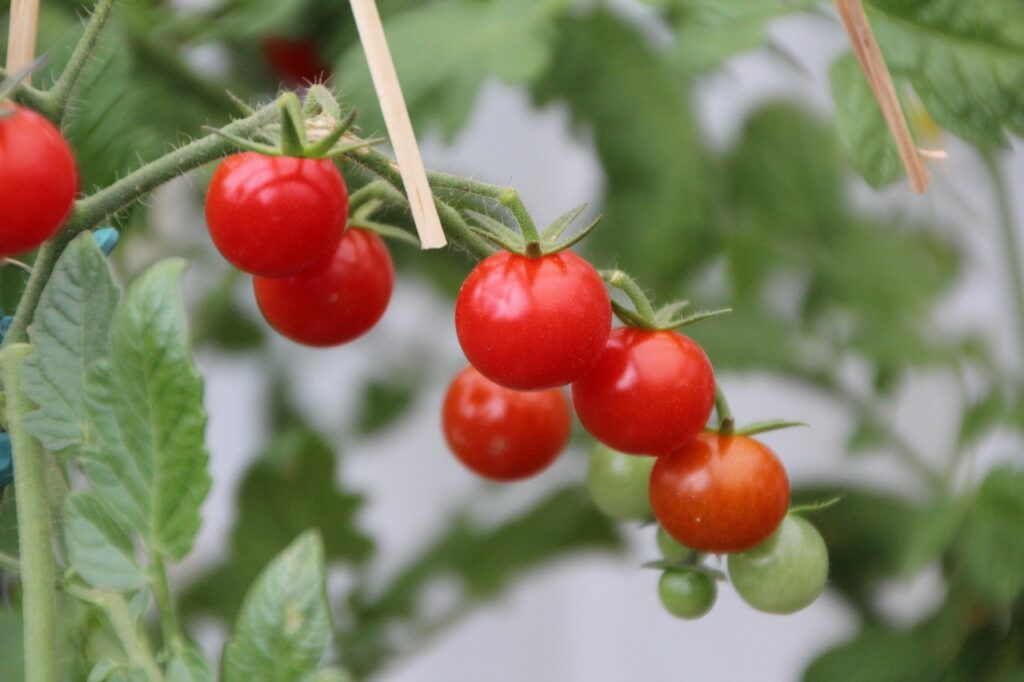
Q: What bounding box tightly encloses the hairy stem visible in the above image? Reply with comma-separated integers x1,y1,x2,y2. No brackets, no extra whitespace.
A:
983,151,1024,368
601,269,657,322
45,0,117,122
151,557,184,652
101,593,164,680
0,344,58,682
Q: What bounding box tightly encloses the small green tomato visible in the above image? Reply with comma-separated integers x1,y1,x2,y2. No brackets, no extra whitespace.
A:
727,514,828,614
585,443,654,521
658,570,716,620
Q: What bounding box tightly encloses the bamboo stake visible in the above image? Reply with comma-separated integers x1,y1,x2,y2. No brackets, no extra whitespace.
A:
348,0,447,249
5,0,41,85
836,0,930,194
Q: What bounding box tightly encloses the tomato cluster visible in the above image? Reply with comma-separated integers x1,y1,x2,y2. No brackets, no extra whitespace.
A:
205,152,393,347
0,105,78,257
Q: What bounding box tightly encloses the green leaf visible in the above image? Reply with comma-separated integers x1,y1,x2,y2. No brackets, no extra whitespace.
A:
829,52,903,187
338,0,571,139
532,10,713,295
353,379,417,436
182,429,372,623
958,388,1010,447
867,0,1024,146
339,485,621,677
894,497,964,577
79,259,211,560
21,233,119,454
87,659,147,682
668,0,810,72
804,588,972,681
223,532,331,682
166,647,212,682
65,492,146,592
957,466,1024,605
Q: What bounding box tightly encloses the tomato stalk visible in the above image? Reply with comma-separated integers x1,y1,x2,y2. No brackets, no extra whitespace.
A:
600,269,657,326
714,386,735,435
0,344,58,682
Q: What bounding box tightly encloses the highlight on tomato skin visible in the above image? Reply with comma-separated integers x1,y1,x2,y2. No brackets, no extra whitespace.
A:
253,228,393,347
442,365,572,482
0,105,79,257
649,432,790,554
454,250,612,391
571,327,716,456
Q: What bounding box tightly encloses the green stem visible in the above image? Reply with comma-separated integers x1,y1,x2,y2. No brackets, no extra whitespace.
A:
45,0,117,122
982,150,1024,368
426,171,541,245
1,99,281,348
151,556,184,652
101,593,164,681
714,386,735,435
600,269,657,322
0,549,20,573
0,66,50,114
0,344,58,682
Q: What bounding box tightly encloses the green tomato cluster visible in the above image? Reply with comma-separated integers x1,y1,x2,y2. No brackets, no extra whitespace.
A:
585,444,830,620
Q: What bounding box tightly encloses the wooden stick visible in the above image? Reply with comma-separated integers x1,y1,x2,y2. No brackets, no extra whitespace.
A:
348,0,447,249
835,0,930,194
5,0,41,85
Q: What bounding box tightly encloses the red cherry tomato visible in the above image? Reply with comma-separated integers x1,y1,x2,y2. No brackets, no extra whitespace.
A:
0,105,78,256
253,228,393,346
571,327,715,455
262,37,332,86
205,152,348,277
442,366,571,482
455,251,611,391
650,433,790,553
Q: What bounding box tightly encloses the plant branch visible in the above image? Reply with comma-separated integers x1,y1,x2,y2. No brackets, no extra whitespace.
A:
45,0,117,121
101,593,164,681
0,344,58,682
0,65,50,113
982,150,1024,368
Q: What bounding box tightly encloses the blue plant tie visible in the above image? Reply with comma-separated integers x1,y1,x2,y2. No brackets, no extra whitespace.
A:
0,433,12,489
0,315,12,347
92,227,119,257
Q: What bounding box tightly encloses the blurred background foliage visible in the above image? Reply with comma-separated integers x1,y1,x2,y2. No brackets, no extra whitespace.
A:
2,0,1023,679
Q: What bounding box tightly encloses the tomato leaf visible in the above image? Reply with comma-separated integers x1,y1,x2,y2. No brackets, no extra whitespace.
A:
181,428,373,623
86,659,148,682
532,10,713,296
21,232,119,455
338,0,571,140
867,0,1024,147
829,52,903,187
956,466,1024,606
166,647,212,682
65,492,146,592
78,259,211,561
222,531,331,682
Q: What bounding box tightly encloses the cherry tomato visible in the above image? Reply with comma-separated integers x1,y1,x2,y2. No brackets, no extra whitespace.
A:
586,444,654,521
442,366,571,482
0,105,78,256
455,251,611,390
658,570,716,620
205,152,348,277
571,327,715,455
262,37,332,86
657,526,696,563
650,433,790,553
253,228,392,346
728,515,828,614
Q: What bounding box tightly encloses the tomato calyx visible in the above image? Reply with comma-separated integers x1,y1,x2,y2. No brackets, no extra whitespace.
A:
467,202,602,258
600,269,731,332
787,496,843,515
205,87,375,160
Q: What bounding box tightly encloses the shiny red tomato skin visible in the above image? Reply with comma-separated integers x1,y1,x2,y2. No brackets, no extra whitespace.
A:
261,37,332,86
650,433,790,553
206,152,348,277
253,228,392,346
455,251,611,391
0,106,78,256
571,328,715,455
442,366,571,482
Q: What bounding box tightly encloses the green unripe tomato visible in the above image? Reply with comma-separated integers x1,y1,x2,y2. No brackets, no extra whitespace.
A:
657,526,696,563
585,444,654,520
727,514,828,614
658,570,716,620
